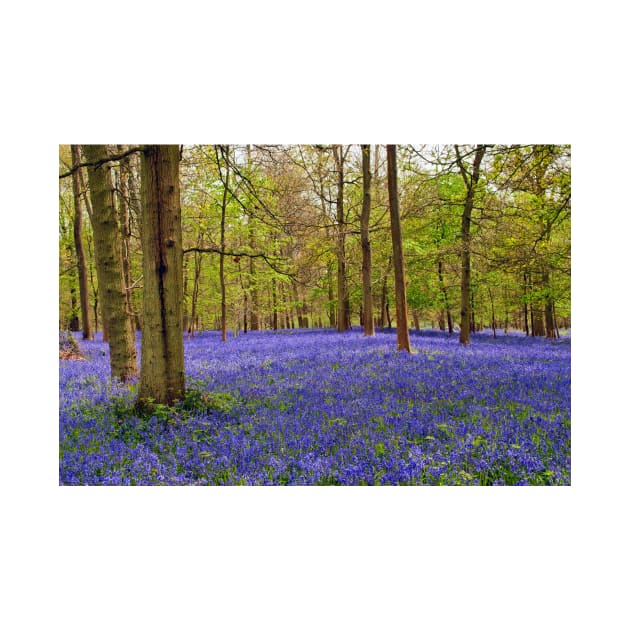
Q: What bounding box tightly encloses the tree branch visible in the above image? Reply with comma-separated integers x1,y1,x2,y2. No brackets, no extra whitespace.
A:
59,145,145,179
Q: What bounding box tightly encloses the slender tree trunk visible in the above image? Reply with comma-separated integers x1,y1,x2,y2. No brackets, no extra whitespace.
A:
327,263,336,328
83,144,137,381
553,303,561,339
412,309,420,331
543,269,555,339
489,288,497,339
218,146,229,342
333,145,350,332
189,243,202,339
248,223,260,331
271,277,278,330
360,144,375,336
455,144,486,345
437,259,453,334
386,145,411,352
70,145,93,340
523,272,530,335
137,145,185,406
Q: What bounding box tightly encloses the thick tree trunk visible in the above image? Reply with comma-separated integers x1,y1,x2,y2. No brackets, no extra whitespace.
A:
70,145,93,340
137,145,185,406
455,144,486,345
83,144,137,381
386,145,411,352
360,144,375,336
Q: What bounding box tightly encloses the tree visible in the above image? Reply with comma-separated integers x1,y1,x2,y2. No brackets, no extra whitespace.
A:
386,145,411,352
455,144,487,345
83,144,138,381
70,145,92,340
137,145,185,406
333,144,351,332
360,144,375,336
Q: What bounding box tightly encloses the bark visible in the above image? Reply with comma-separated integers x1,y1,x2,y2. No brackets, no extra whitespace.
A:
219,146,229,342
360,144,375,336
412,309,420,331
437,259,453,334
543,270,555,339
271,277,278,330
116,145,137,331
83,144,137,381
327,263,336,328
489,288,497,339
333,145,350,332
455,144,486,345
137,145,185,406
386,145,411,352
70,145,93,340
189,242,202,338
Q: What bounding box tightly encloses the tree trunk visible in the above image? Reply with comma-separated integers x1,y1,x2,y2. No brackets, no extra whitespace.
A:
437,259,453,334
489,288,497,339
412,309,420,331
70,145,93,340
83,144,137,381
189,242,202,338
360,144,375,336
386,145,411,352
271,277,278,330
333,145,350,332
117,145,139,330
455,144,486,345
327,263,336,328
543,269,555,339
137,145,185,406
219,146,229,342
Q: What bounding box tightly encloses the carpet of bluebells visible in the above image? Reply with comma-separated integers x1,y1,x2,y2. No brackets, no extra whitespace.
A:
59,328,570,485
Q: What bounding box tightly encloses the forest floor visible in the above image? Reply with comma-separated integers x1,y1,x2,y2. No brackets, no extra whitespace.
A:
59,327,571,485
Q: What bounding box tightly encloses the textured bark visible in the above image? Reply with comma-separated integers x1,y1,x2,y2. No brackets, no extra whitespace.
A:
455,144,486,345
219,146,229,342
117,145,140,330
386,145,411,352
137,145,184,406
333,145,350,332
360,144,375,336
83,144,137,381
70,145,92,340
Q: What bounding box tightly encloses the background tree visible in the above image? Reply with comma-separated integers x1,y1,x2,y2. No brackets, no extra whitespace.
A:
83,144,138,381
455,144,487,345
387,144,411,352
360,144,375,336
70,145,93,340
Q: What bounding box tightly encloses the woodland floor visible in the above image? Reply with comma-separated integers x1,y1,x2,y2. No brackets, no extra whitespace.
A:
59,327,570,485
